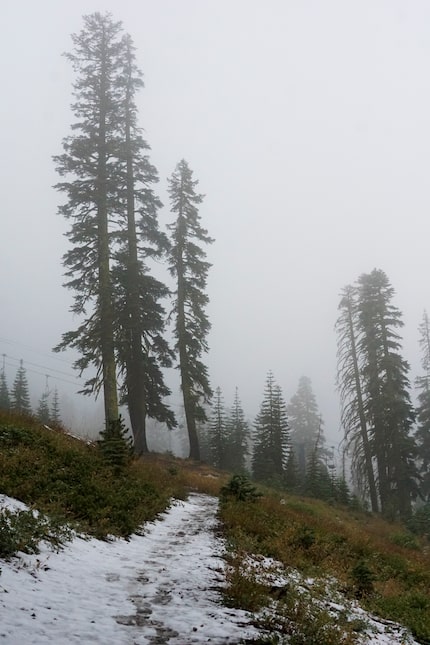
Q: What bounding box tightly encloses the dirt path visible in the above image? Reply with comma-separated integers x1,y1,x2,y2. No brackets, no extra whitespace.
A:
0,493,259,644
113,493,258,643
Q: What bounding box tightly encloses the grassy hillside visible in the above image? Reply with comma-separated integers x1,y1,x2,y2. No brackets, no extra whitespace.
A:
1,411,429,644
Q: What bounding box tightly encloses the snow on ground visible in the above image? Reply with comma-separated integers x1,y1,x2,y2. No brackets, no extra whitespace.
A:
0,493,259,644
0,492,422,644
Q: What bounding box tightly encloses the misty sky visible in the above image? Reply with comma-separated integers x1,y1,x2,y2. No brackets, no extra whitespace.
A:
2,1,430,446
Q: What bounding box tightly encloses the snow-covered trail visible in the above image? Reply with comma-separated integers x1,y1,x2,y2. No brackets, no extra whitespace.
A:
0,493,259,644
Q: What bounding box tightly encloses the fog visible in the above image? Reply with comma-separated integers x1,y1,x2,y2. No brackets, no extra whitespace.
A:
1,1,430,447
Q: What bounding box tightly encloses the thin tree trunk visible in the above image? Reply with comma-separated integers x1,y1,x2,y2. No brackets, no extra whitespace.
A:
345,295,379,513
97,29,118,426
176,206,200,460
124,50,147,453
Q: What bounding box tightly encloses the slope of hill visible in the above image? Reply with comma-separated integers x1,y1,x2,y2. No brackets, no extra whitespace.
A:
1,411,429,644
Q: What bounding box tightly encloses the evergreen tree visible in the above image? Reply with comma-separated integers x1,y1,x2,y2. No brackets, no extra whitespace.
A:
50,387,62,426
97,415,133,473
167,160,213,460
304,419,332,499
333,475,351,505
252,372,290,484
415,310,430,500
112,34,174,452
54,12,128,427
224,388,250,473
0,364,10,411
208,387,228,469
37,391,51,425
10,360,32,416
55,13,173,445
287,376,327,483
336,285,379,512
357,269,418,518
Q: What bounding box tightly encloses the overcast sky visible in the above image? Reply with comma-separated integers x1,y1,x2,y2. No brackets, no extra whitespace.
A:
1,1,430,446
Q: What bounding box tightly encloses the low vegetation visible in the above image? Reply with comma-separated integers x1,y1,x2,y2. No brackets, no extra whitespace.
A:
219,483,430,644
1,411,429,643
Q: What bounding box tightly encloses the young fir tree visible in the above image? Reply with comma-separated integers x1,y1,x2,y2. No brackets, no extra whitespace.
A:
287,376,327,484
415,310,430,500
0,365,10,411
224,388,250,473
167,160,213,460
10,360,32,416
252,372,290,484
111,34,175,452
304,419,332,500
336,285,379,512
357,269,419,518
37,391,51,425
50,387,62,426
208,387,228,469
54,12,125,427
97,415,133,473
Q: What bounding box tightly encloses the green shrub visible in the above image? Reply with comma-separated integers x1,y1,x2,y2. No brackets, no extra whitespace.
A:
390,531,420,550
220,474,262,503
351,559,374,598
407,504,430,536
0,508,72,557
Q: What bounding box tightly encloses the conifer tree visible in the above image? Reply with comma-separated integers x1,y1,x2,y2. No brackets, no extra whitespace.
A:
357,269,418,518
415,310,430,500
167,160,213,459
10,360,32,416
304,419,331,499
337,270,418,518
208,387,228,469
55,13,173,447
287,376,327,483
224,388,250,473
252,372,290,483
112,34,174,452
50,387,61,426
0,364,10,411
54,12,124,427
37,391,51,425
97,415,133,473
336,285,379,512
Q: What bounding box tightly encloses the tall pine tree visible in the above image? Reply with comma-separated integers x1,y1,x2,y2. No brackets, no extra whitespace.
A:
37,391,51,425
10,360,32,416
54,12,124,426
208,387,228,469
336,274,420,517
0,361,10,411
415,310,430,501
112,33,174,452
224,388,250,473
167,160,213,460
336,285,379,512
50,387,62,426
287,376,327,484
357,269,418,518
55,13,173,447
252,372,290,484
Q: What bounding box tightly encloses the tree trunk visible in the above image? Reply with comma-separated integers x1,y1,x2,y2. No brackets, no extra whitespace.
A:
177,235,200,460
97,29,118,426
345,295,379,513
124,52,147,452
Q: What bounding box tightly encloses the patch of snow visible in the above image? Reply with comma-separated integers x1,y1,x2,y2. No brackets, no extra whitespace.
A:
0,493,423,644
0,493,259,644
235,553,420,645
